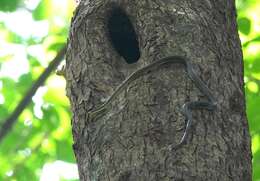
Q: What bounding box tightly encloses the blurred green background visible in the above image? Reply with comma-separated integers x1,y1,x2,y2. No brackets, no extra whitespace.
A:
0,0,259,180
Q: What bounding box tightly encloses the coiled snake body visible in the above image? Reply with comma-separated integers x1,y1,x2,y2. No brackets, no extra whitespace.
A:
86,56,217,149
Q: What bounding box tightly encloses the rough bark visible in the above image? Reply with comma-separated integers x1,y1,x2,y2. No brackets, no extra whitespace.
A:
65,0,252,180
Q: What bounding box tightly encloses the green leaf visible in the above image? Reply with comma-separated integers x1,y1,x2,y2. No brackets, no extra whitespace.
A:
246,93,260,133
56,140,75,162
12,165,38,181
243,36,260,47
0,107,8,121
17,73,33,94
0,0,21,12
7,31,24,44
251,55,260,73
0,77,20,110
253,149,260,180
42,105,60,130
27,55,41,67
48,42,66,52
32,0,52,21
238,17,251,35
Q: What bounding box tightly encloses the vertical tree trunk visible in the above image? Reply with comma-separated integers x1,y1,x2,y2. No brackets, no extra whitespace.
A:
65,0,252,180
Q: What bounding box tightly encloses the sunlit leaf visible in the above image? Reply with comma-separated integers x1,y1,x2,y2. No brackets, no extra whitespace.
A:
7,31,24,44
41,137,56,159
27,55,41,67
32,0,52,20
247,81,259,93
0,54,15,63
238,17,251,35
52,107,71,140
44,76,69,107
243,44,260,65
0,77,20,110
252,72,260,80
43,35,66,51
48,42,66,52
252,134,260,154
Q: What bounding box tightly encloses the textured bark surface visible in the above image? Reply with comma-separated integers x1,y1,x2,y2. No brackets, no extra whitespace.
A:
65,0,252,180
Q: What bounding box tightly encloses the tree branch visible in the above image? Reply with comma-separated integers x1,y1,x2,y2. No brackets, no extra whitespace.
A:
0,46,67,143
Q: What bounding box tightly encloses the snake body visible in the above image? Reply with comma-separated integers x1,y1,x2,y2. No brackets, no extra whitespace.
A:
87,56,217,148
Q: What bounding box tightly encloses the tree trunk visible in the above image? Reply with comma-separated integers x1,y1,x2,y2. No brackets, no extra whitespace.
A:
65,0,252,180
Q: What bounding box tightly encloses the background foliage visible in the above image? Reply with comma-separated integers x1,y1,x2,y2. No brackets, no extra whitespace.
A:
0,0,259,180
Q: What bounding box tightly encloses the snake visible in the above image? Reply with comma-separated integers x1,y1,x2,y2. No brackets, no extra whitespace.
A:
86,56,217,149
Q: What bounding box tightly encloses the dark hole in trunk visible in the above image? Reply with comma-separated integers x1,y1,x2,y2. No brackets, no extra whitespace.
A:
107,7,140,64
